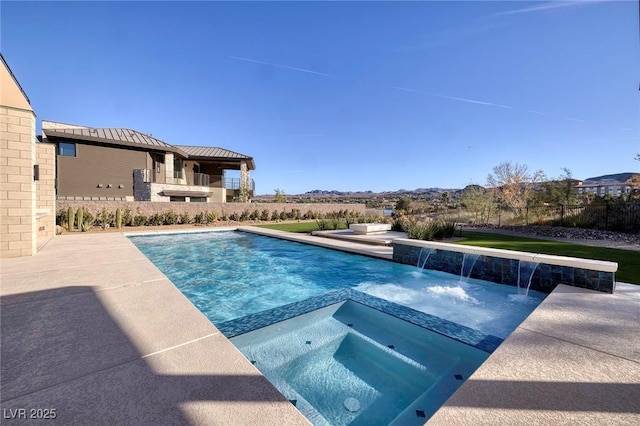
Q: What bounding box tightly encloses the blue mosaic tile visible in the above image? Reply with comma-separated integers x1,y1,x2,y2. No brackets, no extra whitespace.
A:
218,289,504,354
393,243,615,294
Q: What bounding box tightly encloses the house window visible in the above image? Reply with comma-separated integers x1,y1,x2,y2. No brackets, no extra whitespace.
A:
169,196,186,202
59,142,76,157
173,158,184,179
190,197,206,202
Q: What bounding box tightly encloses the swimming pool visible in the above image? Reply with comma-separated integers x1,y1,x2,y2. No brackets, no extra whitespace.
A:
130,230,546,339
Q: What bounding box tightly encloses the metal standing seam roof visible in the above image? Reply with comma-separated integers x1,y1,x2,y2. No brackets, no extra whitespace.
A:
176,145,255,169
42,126,188,157
41,124,255,168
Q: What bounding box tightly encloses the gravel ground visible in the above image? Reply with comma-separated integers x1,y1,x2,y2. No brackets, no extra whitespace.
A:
466,225,640,251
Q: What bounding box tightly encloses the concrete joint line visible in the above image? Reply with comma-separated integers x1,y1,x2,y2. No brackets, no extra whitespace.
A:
139,333,220,360
0,333,220,404
519,326,640,365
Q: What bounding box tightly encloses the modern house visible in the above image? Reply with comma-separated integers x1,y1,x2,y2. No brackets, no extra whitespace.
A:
42,121,255,203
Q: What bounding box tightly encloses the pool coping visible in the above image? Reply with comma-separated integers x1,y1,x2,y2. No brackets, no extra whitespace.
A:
217,289,503,354
1,228,638,425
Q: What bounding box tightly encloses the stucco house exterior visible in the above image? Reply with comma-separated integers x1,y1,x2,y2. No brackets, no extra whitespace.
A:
42,121,255,203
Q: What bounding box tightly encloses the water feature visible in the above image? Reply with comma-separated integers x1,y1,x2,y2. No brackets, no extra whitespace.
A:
416,247,434,270
517,261,539,296
460,253,480,282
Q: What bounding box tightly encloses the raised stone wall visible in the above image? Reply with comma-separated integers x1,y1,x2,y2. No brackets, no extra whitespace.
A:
0,107,36,258
56,200,367,220
36,143,56,245
393,241,616,294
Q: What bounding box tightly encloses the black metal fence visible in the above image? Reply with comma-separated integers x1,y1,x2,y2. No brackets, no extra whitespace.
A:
525,203,640,233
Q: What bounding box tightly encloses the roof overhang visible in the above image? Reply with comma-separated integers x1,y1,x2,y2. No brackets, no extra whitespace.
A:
161,190,211,198
43,128,189,157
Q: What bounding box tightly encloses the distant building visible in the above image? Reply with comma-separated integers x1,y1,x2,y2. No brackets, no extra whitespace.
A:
575,173,640,197
42,121,255,203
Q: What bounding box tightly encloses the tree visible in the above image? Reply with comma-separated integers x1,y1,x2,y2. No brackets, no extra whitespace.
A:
486,161,545,216
460,185,494,224
532,167,579,206
394,196,412,215
274,189,286,203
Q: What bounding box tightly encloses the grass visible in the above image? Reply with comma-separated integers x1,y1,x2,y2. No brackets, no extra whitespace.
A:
455,231,640,284
256,221,320,233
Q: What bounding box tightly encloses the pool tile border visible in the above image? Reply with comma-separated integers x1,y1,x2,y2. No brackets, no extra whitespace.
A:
217,289,503,354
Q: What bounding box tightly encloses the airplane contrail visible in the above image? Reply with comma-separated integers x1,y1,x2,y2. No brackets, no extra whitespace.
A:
230,56,331,77
391,86,513,109
489,0,606,17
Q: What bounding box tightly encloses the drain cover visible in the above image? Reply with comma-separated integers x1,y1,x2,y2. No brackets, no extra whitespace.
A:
344,397,360,412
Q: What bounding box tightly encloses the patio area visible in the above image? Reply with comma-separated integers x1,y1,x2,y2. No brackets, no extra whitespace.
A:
1,228,638,424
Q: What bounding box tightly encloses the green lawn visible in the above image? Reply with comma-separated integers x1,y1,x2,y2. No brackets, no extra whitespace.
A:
256,221,321,233
455,231,640,284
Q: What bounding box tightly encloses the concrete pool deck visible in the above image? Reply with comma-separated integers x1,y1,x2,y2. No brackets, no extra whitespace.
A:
1,227,638,424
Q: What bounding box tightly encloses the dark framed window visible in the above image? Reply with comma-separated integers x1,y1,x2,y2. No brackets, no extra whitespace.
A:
190,197,206,202
169,196,186,202
58,142,76,157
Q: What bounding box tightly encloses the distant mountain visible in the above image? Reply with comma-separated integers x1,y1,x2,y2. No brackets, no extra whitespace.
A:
255,187,462,199
583,172,639,185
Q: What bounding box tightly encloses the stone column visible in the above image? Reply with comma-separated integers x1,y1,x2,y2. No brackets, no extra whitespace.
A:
165,152,174,184
0,108,36,257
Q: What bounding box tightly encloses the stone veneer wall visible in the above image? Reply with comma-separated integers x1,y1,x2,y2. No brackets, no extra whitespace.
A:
393,242,615,294
56,200,367,219
0,107,36,258
36,143,56,245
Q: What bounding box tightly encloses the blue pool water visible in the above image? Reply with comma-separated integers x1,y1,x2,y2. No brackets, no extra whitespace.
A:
130,230,545,339
232,301,489,425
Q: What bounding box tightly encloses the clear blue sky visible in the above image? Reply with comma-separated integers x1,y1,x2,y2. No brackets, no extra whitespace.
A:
2,1,638,195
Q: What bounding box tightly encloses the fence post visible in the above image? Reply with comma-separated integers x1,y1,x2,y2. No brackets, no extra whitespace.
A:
605,204,610,230
526,206,529,226
561,205,565,227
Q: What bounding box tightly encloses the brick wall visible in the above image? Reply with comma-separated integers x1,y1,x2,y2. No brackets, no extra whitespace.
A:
0,107,36,258
56,200,366,222
36,143,56,245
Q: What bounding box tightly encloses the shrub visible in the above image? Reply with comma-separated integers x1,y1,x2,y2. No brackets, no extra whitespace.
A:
163,210,178,225
96,207,115,229
229,212,239,221
279,211,287,221
149,213,163,226
271,210,280,221
80,210,94,232
404,220,437,240
221,212,229,221
194,212,205,224
316,219,332,231
240,210,251,221
179,212,191,225
133,215,147,226
207,211,217,223
56,209,68,228
250,209,260,221
391,217,406,232
122,208,133,226
260,209,270,221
